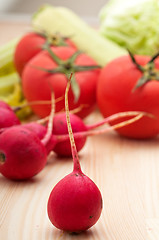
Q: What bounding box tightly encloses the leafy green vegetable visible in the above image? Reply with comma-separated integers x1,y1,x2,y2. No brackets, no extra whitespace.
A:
99,0,159,55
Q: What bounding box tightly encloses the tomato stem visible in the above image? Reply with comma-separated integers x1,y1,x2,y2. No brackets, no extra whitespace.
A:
35,29,70,47
66,50,83,64
33,45,101,102
44,44,63,65
127,49,144,72
128,50,159,91
148,52,159,63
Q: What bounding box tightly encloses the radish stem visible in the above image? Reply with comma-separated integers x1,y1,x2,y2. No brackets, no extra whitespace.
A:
87,111,154,130
56,112,146,142
41,91,55,146
65,73,82,173
13,95,63,112
36,104,88,125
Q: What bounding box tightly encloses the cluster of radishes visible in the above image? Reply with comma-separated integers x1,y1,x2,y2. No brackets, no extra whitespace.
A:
0,98,147,180
0,98,145,180
0,76,148,233
0,78,103,232
0,94,55,180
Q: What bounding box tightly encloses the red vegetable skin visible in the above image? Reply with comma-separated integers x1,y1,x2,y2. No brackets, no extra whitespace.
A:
0,100,13,111
47,75,103,232
97,54,159,139
0,126,47,180
22,46,100,118
14,33,45,76
0,108,20,129
0,92,55,180
52,113,87,156
22,122,56,154
14,32,77,76
0,100,20,129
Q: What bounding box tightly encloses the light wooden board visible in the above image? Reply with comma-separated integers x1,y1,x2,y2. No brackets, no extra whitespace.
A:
0,21,159,240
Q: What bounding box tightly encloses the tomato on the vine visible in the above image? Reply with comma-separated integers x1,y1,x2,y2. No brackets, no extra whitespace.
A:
22,46,101,118
97,53,159,139
14,32,77,76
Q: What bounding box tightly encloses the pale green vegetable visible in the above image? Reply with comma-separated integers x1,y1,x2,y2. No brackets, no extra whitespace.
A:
0,38,32,119
0,38,19,76
0,72,19,95
99,0,159,56
32,4,126,66
0,39,21,99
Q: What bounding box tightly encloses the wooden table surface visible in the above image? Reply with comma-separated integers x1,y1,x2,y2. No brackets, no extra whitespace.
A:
0,20,159,240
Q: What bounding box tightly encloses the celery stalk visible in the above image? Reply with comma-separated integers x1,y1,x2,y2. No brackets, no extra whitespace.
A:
0,38,19,76
32,5,126,66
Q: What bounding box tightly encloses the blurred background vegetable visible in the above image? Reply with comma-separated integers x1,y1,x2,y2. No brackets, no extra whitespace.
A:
32,5,126,67
99,0,159,56
0,3,127,121
0,39,32,119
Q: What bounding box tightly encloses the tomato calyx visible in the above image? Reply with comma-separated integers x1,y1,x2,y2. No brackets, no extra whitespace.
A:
35,30,71,48
35,45,101,102
128,50,159,91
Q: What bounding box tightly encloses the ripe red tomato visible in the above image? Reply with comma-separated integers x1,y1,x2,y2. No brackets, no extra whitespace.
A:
14,32,77,76
97,54,159,139
22,46,100,118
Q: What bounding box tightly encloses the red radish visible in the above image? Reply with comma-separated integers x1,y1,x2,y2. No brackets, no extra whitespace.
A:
47,74,103,232
22,122,56,154
0,100,20,129
0,92,55,180
52,113,87,156
22,122,47,139
0,99,57,132
0,127,47,179
0,108,20,129
0,100,13,111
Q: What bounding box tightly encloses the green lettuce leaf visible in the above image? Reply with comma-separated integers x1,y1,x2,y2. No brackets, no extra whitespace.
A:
99,0,159,55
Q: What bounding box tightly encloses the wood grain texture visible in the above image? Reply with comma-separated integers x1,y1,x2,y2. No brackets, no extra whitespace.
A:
0,21,159,240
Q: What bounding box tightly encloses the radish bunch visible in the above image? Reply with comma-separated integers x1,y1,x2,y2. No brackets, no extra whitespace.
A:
0,87,150,180
21,110,145,157
0,93,55,180
0,77,151,234
0,99,148,161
